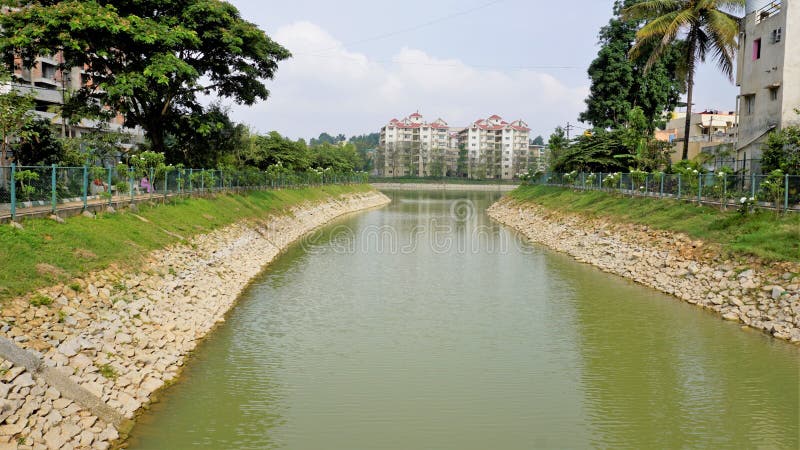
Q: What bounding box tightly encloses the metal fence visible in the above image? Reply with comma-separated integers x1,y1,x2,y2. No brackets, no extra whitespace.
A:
532,172,800,212
0,164,368,221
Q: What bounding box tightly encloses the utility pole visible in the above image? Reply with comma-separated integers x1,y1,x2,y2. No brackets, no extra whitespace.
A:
565,122,575,140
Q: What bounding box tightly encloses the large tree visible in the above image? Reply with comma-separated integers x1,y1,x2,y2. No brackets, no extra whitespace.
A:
624,0,743,160
581,0,684,130
0,0,290,154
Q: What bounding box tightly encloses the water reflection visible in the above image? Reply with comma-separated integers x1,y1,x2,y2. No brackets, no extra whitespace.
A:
128,189,799,450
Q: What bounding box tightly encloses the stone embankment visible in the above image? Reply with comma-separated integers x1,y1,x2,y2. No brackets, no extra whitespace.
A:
0,191,390,450
488,198,800,345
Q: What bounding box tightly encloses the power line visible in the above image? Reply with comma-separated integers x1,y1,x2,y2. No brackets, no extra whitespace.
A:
292,52,580,71
307,0,507,55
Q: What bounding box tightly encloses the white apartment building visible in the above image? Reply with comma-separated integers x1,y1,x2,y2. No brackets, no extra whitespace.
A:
378,113,534,179
378,112,455,177
458,115,531,179
736,0,800,173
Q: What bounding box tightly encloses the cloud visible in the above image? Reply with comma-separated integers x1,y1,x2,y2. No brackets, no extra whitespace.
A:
224,21,588,140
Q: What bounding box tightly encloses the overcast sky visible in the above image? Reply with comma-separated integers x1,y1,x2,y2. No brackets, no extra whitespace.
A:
222,0,739,141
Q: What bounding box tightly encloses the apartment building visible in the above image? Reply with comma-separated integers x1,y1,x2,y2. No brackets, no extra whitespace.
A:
736,0,800,173
1,51,144,165
378,112,457,177
528,144,548,174
378,113,534,179
458,115,531,179
660,110,738,163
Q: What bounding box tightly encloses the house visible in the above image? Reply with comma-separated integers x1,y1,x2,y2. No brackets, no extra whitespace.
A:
659,110,738,164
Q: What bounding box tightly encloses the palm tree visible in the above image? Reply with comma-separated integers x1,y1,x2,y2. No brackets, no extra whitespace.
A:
624,0,744,161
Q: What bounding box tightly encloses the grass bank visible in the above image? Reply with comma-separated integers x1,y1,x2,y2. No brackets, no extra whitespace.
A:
509,185,800,263
0,185,372,302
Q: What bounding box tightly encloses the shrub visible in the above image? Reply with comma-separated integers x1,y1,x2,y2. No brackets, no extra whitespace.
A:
29,293,53,307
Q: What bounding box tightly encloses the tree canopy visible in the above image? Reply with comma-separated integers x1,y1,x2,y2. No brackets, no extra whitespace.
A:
580,0,683,130
624,0,743,160
0,0,291,155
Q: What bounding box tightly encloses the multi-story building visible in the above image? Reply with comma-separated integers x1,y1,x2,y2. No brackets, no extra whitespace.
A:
379,113,533,179
659,110,738,164
528,144,548,174
378,112,455,177
736,0,800,173
0,51,145,165
458,115,530,179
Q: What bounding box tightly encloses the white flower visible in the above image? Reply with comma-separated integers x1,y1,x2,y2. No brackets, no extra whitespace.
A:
749,197,755,201
740,197,747,203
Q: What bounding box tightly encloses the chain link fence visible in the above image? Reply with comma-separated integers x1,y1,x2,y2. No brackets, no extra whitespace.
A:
532,172,800,212
0,164,369,221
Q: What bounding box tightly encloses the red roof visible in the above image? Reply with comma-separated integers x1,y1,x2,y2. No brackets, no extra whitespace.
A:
488,114,502,120
409,112,422,118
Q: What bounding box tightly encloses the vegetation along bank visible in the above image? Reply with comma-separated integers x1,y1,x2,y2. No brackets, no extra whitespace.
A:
489,186,800,344
0,186,390,449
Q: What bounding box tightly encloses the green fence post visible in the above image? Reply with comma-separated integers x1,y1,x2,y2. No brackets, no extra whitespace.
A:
201,169,205,192
698,173,702,203
149,167,154,201
82,165,88,210
723,173,727,208
51,164,57,213
785,174,790,212
189,168,193,194
107,167,112,207
678,173,682,199
129,167,134,203
660,172,664,198
751,173,756,199
164,169,168,201
10,163,16,221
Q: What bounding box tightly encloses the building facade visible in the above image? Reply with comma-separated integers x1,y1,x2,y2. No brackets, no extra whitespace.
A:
736,0,800,173
378,112,456,177
660,110,738,164
0,50,145,165
458,115,531,179
378,113,534,179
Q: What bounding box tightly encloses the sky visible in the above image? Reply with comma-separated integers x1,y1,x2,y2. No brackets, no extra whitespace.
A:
221,0,740,141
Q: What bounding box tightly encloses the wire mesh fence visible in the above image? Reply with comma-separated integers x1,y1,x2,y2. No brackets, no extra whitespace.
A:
0,164,369,221
531,172,800,212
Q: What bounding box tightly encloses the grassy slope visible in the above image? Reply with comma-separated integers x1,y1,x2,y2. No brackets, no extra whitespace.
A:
0,185,372,302
509,185,800,263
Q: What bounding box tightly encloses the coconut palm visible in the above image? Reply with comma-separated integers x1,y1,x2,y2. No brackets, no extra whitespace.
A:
624,0,744,161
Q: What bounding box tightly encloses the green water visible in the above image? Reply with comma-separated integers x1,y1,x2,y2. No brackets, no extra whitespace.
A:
128,190,799,449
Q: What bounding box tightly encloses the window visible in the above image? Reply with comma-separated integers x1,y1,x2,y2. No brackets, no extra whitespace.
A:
772,28,782,44
753,38,762,60
744,94,756,114
770,87,779,101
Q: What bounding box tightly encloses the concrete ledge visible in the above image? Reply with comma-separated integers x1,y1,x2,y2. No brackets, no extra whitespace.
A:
372,182,518,192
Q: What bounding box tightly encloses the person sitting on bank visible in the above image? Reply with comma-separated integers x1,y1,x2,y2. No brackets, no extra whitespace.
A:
140,176,153,193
